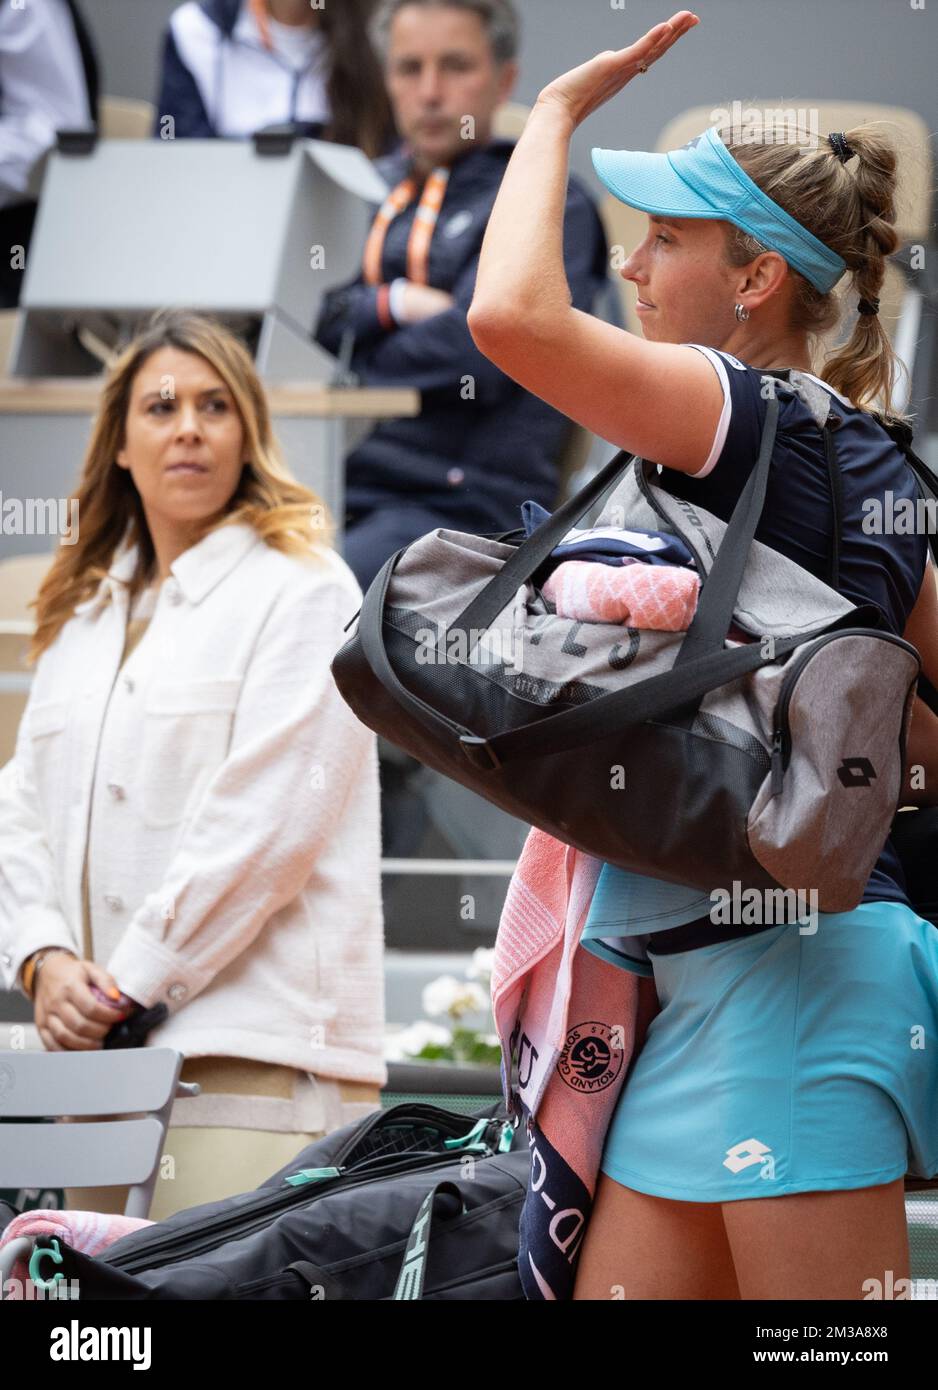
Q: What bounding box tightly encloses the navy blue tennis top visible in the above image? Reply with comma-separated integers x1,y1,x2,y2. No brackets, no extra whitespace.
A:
580,343,929,975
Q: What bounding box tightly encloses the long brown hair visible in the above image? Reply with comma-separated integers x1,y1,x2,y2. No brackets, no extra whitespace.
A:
27,310,336,666
249,0,397,158
717,120,929,424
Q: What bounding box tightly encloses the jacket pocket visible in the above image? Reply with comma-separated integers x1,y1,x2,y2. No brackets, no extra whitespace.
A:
140,678,241,829
26,698,69,821
28,698,69,740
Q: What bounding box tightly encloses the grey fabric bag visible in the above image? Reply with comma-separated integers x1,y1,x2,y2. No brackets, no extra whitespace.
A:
331,373,924,912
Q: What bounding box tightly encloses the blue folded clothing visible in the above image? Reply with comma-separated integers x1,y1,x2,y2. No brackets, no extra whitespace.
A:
584,861,713,935
520,500,695,569
579,861,716,979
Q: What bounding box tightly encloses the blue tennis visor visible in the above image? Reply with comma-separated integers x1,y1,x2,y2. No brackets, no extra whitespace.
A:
591,125,847,295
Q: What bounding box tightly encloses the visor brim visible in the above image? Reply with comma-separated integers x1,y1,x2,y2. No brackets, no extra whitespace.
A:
591,146,719,219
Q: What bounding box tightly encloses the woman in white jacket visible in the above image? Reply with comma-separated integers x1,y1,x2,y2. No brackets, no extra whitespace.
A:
0,310,386,1220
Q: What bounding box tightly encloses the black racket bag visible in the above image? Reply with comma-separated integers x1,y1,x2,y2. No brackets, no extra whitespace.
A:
15,1102,528,1300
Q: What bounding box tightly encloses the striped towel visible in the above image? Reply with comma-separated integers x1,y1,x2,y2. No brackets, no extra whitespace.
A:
492,827,639,1300
542,558,700,630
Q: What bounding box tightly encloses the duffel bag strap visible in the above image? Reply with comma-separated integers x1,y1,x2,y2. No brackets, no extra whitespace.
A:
368,384,781,717
667,391,781,674
359,540,883,767
821,423,845,591
358,527,788,760
453,607,885,769
369,380,779,670
392,1181,465,1300
450,446,647,639
750,367,845,591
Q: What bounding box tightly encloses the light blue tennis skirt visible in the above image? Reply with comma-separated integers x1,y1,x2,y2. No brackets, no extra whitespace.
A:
598,901,938,1202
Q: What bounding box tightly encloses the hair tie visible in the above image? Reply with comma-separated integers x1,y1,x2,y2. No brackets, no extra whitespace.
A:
858,297,880,316
827,131,857,165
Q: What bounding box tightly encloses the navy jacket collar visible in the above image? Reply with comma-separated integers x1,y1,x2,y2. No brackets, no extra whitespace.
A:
377,136,516,193
199,0,243,37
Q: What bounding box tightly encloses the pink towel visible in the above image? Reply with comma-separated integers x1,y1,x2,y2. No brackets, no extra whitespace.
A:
543,558,700,630
0,1209,154,1296
492,827,638,1300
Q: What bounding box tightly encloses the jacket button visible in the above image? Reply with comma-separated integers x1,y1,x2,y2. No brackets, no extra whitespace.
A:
167,983,187,1001
104,894,124,911
166,582,183,606
123,675,134,692
1,953,11,967
106,782,125,800
446,467,464,487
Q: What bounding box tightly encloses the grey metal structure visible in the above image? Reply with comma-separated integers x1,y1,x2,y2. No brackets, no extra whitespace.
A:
9,137,388,382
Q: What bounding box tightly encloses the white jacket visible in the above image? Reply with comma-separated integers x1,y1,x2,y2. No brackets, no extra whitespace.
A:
0,521,387,1086
164,2,331,139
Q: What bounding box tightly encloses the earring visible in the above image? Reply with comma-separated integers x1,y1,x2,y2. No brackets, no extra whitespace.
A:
735,303,750,322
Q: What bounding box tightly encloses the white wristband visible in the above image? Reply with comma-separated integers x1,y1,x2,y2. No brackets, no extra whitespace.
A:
388,278,409,326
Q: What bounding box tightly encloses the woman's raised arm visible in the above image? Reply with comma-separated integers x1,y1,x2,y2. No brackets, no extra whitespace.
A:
466,14,725,474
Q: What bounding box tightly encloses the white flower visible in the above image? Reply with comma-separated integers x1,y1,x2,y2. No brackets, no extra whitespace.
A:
384,1035,409,1062
450,981,490,1019
422,975,488,1020
422,975,465,1017
466,947,496,984
384,1020,453,1061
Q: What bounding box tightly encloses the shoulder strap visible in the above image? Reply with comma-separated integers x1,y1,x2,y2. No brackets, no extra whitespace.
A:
821,427,845,590
870,411,938,568
759,368,844,589
868,412,938,717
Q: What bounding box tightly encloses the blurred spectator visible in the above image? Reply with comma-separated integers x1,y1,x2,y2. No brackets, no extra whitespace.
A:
0,0,98,307
0,310,385,1220
313,0,609,595
155,0,397,155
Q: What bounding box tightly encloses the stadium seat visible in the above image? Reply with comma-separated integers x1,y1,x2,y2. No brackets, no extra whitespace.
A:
0,1045,200,1290
98,96,157,141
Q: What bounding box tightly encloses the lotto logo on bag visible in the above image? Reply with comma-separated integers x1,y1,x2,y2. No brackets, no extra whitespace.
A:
837,757,877,788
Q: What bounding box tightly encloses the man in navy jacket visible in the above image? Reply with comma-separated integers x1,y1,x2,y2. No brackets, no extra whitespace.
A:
314,0,610,593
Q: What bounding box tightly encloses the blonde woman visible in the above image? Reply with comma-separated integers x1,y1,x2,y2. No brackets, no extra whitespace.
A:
468,13,938,1298
0,310,385,1221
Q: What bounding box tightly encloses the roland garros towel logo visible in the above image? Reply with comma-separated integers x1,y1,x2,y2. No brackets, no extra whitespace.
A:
557,1021,624,1094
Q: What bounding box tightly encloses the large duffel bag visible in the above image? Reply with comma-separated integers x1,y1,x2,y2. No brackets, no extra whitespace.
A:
14,1102,528,1300
332,379,932,913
